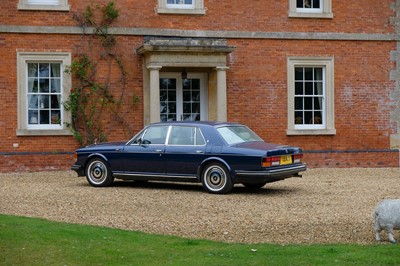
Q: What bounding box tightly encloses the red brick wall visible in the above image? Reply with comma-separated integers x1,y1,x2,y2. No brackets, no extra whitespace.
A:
0,0,398,171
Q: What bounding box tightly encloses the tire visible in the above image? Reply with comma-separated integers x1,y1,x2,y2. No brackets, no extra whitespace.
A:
201,162,233,194
85,157,114,187
242,182,267,189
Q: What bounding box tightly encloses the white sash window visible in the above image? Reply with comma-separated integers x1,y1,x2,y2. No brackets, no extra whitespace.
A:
18,0,69,11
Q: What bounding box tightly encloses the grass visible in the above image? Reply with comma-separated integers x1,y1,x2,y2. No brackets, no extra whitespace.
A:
0,214,399,266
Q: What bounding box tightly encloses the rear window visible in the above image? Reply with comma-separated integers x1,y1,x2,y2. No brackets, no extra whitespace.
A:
217,126,262,145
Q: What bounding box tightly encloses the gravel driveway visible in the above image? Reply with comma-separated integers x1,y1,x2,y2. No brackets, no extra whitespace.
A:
1,168,400,244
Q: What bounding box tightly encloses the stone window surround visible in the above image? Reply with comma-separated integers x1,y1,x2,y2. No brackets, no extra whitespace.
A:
287,57,336,135
16,52,72,136
18,0,70,11
288,0,333,19
157,0,206,15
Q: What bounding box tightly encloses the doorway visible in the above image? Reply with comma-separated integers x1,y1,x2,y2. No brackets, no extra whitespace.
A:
160,73,208,122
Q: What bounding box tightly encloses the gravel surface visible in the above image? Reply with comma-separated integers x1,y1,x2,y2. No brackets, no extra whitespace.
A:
1,168,400,244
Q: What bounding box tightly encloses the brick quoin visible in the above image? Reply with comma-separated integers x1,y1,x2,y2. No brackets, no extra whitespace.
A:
0,0,399,172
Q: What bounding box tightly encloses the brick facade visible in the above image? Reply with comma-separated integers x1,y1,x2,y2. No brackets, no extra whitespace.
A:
0,0,399,172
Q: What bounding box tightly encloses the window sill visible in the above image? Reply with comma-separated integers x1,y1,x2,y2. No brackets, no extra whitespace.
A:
17,4,70,11
286,128,336,136
157,7,206,15
17,129,72,136
288,11,333,19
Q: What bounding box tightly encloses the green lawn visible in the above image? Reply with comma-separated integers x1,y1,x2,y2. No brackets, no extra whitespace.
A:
0,214,399,265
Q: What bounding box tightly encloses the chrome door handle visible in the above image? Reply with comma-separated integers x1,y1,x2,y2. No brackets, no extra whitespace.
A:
155,149,163,152
196,150,204,154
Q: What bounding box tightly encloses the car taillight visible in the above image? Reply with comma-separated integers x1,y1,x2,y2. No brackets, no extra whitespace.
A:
293,154,303,163
262,156,280,167
73,152,78,161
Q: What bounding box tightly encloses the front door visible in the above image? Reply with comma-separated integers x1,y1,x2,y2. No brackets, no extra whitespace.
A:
160,73,208,122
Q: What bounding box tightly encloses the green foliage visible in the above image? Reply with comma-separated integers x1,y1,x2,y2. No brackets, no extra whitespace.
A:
1,214,400,266
64,1,138,146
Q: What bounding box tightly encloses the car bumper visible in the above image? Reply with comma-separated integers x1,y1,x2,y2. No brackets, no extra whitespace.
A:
71,164,85,176
234,163,307,183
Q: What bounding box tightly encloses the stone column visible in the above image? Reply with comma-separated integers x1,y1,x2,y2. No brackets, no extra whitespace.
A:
215,66,229,121
147,65,162,124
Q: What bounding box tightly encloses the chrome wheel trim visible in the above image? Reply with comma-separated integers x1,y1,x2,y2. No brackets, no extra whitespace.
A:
204,165,227,192
87,160,108,185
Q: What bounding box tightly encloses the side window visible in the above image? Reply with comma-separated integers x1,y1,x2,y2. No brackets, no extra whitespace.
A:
157,0,206,15
17,52,72,136
18,0,70,11
142,126,169,145
168,126,205,145
287,57,336,135
289,0,332,18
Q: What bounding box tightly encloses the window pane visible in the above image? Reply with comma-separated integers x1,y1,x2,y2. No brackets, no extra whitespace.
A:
51,110,61,124
295,67,303,80
314,97,322,110
28,110,39,124
28,78,39,93
295,97,303,110
28,63,38,77
39,63,49,77
28,95,39,109
305,82,313,95
314,82,323,95
168,102,176,113
314,111,323,124
183,91,191,101
304,111,312,124
142,126,169,145
51,95,61,108
312,0,320,8
39,79,49,93
51,78,61,93
297,0,304,8
295,111,303,124
40,110,50,124
39,95,49,109
314,68,323,80
304,68,313,80
168,90,176,101
304,97,312,110
196,128,205,145
295,82,303,95
50,63,60,77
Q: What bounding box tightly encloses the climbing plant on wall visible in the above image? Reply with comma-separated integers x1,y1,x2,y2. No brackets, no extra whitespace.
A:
64,1,139,146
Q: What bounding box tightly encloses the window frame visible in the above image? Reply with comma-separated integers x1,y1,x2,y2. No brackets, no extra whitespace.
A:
287,57,336,135
17,52,72,136
18,0,70,11
157,0,206,15
288,0,333,19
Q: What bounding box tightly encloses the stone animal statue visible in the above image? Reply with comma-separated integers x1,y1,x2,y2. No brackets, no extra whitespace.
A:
374,199,400,243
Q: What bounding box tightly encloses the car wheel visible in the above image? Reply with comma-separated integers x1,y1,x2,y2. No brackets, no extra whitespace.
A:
201,163,233,194
242,182,267,189
86,158,114,187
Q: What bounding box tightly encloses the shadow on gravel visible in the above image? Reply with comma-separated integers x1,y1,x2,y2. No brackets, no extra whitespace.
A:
106,180,302,196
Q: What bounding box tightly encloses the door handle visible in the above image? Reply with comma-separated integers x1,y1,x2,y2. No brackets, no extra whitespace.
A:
155,149,163,153
196,150,204,154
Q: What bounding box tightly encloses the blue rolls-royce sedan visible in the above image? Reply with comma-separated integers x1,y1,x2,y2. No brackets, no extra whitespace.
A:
71,121,307,194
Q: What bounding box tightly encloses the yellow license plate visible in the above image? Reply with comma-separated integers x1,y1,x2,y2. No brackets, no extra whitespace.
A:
280,155,292,165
